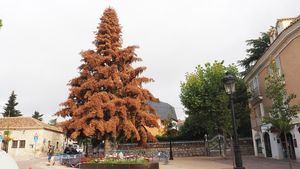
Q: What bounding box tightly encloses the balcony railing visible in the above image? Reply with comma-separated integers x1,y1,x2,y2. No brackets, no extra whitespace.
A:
250,88,260,98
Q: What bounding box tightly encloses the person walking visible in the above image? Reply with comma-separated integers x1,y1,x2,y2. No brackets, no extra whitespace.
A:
47,145,54,162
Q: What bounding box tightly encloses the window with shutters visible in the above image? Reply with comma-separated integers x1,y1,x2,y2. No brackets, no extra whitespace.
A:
19,140,25,148
249,76,259,99
12,140,18,148
268,56,282,75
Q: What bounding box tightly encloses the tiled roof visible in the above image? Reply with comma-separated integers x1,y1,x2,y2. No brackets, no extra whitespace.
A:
0,117,63,133
148,101,177,121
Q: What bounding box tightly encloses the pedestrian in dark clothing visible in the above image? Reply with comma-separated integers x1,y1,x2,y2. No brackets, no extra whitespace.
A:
64,146,71,154
71,147,78,154
47,146,54,162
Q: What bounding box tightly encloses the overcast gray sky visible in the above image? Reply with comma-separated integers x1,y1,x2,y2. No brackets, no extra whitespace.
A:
1,0,300,122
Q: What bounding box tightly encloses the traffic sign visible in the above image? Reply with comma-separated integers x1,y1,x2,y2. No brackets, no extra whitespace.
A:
34,132,38,143
0,131,2,142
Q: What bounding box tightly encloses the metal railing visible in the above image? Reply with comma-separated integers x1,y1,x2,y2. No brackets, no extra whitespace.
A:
54,153,81,168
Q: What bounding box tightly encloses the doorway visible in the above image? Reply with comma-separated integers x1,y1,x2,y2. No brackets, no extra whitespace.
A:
263,132,272,157
255,138,263,155
280,132,296,160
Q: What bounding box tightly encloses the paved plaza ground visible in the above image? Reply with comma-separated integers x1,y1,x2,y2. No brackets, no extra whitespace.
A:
17,156,71,169
161,156,300,169
16,156,300,169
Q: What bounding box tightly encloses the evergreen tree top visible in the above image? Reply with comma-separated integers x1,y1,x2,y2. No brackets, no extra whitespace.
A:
32,111,43,121
2,91,22,117
95,8,122,51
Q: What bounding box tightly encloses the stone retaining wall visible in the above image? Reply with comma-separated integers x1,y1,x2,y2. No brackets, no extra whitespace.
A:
229,138,254,156
118,141,206,157
116,138,254,157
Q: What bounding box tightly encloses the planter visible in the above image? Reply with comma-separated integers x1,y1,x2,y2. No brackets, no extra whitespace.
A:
80,162,159,169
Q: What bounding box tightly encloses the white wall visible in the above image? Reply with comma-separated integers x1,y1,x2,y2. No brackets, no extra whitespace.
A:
291,125,300,161
252,129,259,156
0,129,64,159
269,132,283,159
1,129,43,158
252,128,298,160
252,127,284,159
41,129,65,152
252,130,265,157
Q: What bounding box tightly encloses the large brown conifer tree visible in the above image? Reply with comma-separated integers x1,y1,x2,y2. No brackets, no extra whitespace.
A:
56,8,159,152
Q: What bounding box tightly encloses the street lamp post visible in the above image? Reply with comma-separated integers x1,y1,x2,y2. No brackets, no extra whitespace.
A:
223,73,245,169
169,137,173,160
204,134,209,156
218,134,222,156
168,121,174,160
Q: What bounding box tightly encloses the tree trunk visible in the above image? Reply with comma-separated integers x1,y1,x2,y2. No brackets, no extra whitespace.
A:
3,141,8,153
104,137,111,156
284,131,293,169
85,141,88,157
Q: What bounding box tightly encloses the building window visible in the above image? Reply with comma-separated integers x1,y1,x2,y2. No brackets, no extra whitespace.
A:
268,56,282,75
275,56,282,75
12,140,18,148
249,76,259,98
255,138,263,154
19,140,26,148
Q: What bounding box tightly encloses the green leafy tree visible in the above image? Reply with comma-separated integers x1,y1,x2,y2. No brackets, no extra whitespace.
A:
239,32,270,74
0,19,2,28
235,79,252,137
2,131,12,152
263,62,300,169
2,91,22,117
180,61,251,139
32,111,43,121
179,116,207,140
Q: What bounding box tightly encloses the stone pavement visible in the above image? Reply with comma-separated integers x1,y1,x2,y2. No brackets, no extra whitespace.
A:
16,157,73,169
161,156,300,169
15,156,300,169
